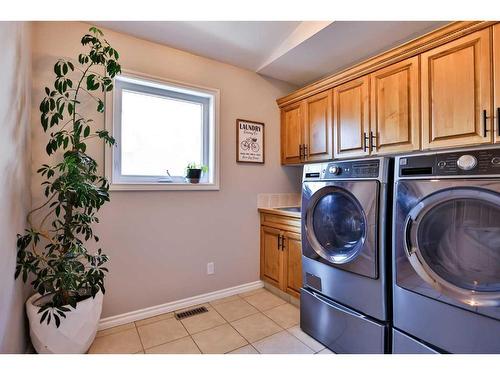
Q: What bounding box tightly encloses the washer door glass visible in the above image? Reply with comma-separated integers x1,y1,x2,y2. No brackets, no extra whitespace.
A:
308,187,367,264
406,187,500,306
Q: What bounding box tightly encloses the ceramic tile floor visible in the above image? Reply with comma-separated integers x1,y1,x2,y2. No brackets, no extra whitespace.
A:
88,288,335,354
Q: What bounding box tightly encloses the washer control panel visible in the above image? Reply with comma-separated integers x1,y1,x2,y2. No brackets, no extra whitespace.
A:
399,148,500,177
324,160,380,179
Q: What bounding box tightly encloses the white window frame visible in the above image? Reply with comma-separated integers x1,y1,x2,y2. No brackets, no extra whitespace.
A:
104,70,220,191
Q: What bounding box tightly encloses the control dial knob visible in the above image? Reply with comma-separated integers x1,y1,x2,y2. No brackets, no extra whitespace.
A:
457,154,477,171
328,166,341,175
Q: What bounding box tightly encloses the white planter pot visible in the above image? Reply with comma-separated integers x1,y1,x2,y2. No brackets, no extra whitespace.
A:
26,291,103,354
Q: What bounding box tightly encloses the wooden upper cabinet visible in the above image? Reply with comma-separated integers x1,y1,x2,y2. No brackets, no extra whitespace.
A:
260,226,283,289
283,231,302,298
333,76,370,158
421,28,492,149
494,24,500,144
304,90,333,162
281,102,303,164
370,56,420,154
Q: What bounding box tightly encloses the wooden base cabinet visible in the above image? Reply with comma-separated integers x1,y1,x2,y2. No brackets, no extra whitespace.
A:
282,231,302,297
260,226,283,289
259,212,302,298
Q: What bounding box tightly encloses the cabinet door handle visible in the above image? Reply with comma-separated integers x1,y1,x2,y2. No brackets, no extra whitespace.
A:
483,109,489,137
370,131,376,152
497,107,500,137
281,235,286,251
277,234,282,250
303,144,308,161
363,132,369,152
298,144,303,160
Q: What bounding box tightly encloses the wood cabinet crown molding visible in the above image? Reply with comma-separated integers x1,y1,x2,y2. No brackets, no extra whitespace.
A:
277,21,497,108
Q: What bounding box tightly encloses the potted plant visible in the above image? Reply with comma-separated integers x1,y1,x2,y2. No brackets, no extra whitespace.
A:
15,27,121,354
185,162,208,183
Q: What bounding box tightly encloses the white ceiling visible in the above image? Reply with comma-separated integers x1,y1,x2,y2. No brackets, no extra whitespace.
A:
94,21,449,86
259,21,449,85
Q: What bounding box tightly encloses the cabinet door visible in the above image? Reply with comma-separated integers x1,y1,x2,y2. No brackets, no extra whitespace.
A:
421,28,492,149
283,231,302,298
260,226,283,289
494,24,500,144
370,56,420,154
333,76,370,158
304,90,333,162
281,102,303,164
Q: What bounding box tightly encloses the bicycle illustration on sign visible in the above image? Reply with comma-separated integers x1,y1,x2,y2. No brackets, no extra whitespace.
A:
240,137,260,152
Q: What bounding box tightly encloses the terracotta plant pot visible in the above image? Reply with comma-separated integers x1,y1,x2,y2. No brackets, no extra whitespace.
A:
26,292,103,354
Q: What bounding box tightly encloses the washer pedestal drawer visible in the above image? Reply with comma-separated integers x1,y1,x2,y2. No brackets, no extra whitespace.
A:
300,288,388,353
392,328,439,354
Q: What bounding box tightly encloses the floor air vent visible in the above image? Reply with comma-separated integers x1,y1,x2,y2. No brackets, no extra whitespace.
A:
175,306,209,320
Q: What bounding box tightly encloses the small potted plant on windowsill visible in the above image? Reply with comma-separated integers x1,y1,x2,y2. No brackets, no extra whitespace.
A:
185,163,208,183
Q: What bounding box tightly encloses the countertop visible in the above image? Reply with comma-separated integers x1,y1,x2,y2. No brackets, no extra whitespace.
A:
258,206,301,219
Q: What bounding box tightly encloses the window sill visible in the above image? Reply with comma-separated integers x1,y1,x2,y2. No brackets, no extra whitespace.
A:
109,182,220,191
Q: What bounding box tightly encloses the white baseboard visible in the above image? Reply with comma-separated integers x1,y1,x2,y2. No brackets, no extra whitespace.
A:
98,280,264,330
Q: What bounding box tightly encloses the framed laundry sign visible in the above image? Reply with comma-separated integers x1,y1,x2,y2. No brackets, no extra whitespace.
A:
236,119,265,164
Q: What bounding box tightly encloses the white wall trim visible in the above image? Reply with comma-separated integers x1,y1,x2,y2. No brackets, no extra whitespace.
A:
98,280,264,330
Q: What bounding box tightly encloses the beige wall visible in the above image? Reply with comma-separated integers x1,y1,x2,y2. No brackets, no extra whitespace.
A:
0,22,31,353
31,22,301,318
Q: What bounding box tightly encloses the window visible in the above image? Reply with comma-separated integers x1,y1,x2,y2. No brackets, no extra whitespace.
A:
106,73,219,190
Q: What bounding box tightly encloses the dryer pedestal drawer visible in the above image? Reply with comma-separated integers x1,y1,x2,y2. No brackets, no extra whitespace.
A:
392,328,439,354
300,288,388,353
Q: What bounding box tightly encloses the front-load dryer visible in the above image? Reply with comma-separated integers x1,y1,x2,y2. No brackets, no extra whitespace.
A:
393,146,500,353
300,157,393,353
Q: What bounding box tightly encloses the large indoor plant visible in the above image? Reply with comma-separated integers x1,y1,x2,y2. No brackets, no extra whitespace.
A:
15,27,121,353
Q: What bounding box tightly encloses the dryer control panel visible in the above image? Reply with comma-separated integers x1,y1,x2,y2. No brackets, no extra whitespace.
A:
398,147,500,177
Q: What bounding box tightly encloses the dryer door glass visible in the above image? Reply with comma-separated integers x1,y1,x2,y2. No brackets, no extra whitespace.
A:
308,187,366,264
406,187,500,306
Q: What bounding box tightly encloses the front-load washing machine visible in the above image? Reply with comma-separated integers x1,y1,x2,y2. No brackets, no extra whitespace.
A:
393,146,500,353
300,157,393,353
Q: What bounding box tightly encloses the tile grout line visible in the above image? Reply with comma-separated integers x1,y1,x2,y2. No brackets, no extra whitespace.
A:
192,299,253,354
243,297,288,312
226,311,286,347
177,312,206,354
223,326,250,354
249,342,261,354
285,326,325,353
209,301,251,354
133,321,146,353
259,301,300,328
